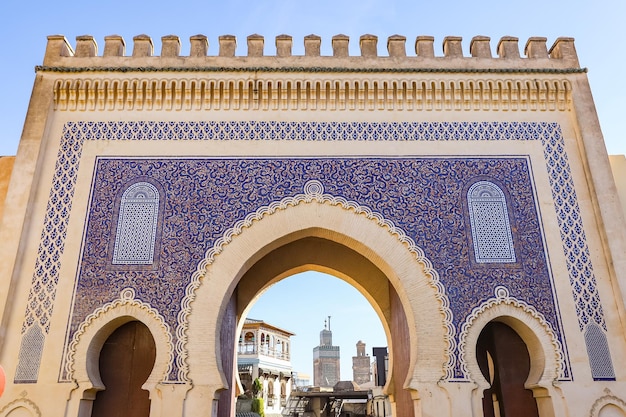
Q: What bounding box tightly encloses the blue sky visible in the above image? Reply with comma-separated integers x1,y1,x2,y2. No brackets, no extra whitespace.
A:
248,272,386,380
0,0,624,157
1,0,624,381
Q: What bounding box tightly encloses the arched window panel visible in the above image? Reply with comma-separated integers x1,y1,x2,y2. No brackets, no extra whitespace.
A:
112,182,160,265
585,323,616,380
467,181,517,264
14,324,45,383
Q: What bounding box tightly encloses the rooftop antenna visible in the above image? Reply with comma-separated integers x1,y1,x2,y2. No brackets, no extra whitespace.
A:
328,315,331,331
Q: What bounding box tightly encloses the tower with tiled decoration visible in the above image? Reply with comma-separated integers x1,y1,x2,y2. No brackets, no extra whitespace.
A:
0,31,624,417
313,316,340,387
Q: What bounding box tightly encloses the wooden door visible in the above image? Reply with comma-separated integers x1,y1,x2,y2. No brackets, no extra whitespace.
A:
477,322,539,417
91,321,156,417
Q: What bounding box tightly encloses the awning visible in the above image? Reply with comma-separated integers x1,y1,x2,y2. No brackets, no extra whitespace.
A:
238,364,253,375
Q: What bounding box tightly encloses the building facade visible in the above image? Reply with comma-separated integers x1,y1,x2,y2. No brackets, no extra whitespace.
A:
236,319,293,416
313,319,340,387
0,32,625,417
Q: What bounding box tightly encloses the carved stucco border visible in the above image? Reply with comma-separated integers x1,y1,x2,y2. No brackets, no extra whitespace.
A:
176,180,455,381
64,288,174,390
0,396,42,417
590,390,626,417
458,286,565,383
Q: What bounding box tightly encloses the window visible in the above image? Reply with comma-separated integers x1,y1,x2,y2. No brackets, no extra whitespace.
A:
467,181,516,263
585,323,616,380
112,182,160,265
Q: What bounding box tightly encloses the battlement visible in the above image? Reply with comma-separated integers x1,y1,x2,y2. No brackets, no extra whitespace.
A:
42,33,581,71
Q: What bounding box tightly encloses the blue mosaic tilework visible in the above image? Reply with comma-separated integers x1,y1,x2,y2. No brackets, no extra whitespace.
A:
19,121,602,383
22,124,82,334
66,156,561,381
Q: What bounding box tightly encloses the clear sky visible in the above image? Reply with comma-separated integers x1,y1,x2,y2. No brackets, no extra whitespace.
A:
1,0,625,157
1,0,624,382
248,272,387,381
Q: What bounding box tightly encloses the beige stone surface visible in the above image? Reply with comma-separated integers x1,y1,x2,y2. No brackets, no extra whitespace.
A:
0,33,625,417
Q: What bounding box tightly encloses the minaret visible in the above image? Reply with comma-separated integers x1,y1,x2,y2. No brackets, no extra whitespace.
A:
313,316,340,387
352,340,371,384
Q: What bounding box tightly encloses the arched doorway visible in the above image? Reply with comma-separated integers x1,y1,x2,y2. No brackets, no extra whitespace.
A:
238,271,388,415
219,236,414,417
476,321,539,417
91,321,157,417
184,202,449,417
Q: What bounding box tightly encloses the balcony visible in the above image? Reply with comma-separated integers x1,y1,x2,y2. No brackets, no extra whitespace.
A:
237,342,291,361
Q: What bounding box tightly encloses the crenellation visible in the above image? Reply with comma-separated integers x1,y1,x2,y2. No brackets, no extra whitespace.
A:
132,34,153,57
332,34,349,57
276,34,292,57
247,34,264,57
497,36,520,59
75,35,97,57
470,36,491,58
387,35,406,57
525,37,549,59
189,34,208,57
161,35,181,57
304,34,321,56
103,35,125,57
219,35,236,57
43,35,74,65
359,34,378,57
549,37,579,65
443,36,463,58
415,35,435,57
38,34,583,69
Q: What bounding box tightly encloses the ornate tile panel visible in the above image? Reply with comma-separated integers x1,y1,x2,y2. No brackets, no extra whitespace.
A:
65,156,561,381
19,121,605,383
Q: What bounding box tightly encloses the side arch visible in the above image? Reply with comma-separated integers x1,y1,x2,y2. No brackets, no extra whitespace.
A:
459,287,563,417
65,288,174,403
591,392,626,417
0,398,41,417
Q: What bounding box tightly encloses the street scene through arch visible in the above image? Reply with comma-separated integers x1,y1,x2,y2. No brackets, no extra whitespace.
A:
246,271,388,383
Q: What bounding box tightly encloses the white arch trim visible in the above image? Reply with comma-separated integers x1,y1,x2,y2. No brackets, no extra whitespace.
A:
64,287,174,390
0,398,41,417
591,390,626,417
183,182,453,397
459,286,565,386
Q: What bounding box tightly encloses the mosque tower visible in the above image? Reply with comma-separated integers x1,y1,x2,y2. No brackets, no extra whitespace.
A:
313,316,340,387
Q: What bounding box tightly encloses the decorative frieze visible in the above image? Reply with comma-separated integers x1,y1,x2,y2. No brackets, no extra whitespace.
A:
51,77,572,112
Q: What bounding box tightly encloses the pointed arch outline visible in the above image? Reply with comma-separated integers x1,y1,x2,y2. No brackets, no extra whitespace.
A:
177,180,455,383
0,397,42,417
63,287,174,390
458,285,565,383
458,286,565,417
590,390,626,417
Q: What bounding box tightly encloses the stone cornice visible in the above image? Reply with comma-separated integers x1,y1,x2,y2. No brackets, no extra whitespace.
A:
37,65,587,74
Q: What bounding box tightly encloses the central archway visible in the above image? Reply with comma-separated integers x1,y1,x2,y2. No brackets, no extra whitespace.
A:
231,237,409,416
184,201,450,417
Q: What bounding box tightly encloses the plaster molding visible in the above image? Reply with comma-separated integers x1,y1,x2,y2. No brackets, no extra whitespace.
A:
178,180,454,382
590,390,626,417
63,288,175,386
458,286,565,383
0,396,42,417
51,77,572,112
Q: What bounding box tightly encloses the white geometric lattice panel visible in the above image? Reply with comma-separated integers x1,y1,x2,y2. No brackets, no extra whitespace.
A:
112,182,159,265
468,181,516,263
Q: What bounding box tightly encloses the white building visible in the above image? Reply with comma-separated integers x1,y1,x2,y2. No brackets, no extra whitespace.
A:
237,319,294,416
